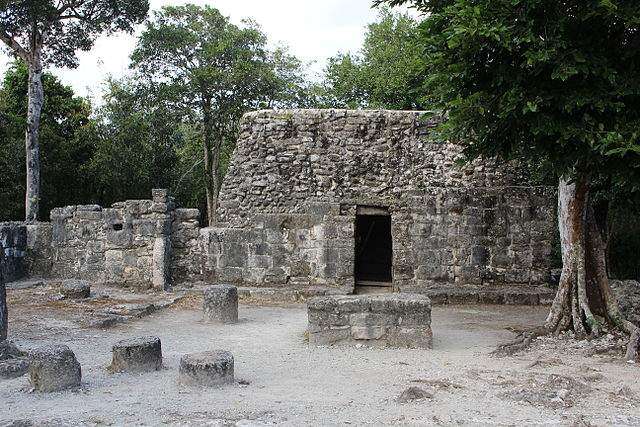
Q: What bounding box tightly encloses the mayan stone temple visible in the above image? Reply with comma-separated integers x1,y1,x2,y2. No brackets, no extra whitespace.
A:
1,109,557,304
214,109,557,301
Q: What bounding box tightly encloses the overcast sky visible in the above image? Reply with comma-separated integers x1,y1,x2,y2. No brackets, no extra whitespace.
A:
0,0,416,102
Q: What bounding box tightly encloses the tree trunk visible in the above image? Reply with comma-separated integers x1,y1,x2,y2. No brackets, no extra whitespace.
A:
0,271,7,341
544,176,637,347
25,58,44,223
495,176,639,357
201,97,222,226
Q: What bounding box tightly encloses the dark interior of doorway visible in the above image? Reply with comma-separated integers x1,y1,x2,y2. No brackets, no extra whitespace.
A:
354,214,392,290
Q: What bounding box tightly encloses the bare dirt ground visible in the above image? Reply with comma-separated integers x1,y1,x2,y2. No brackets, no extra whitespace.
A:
1,286,640,426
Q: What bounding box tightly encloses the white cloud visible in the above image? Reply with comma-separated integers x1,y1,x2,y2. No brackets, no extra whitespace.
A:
0,0,417,102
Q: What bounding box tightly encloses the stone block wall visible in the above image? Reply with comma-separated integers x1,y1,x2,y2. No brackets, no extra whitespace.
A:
308,294,433,348
0,223,27,282
6,109,557,298
212,109,556,293
199,210,355,292
24,190,201,289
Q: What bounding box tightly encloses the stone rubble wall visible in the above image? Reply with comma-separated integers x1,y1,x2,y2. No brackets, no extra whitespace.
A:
212,109,556,292
6,109,557,297
0,223,27,282
23,190,202,289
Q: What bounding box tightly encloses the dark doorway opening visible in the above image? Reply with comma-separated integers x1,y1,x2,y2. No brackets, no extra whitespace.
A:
354,210,392,290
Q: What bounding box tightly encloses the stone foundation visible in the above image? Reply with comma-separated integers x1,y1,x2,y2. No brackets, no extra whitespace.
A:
0,223,26,282
109,336,163,373
308,294,433,349
60,280,91,299
203,285,239,324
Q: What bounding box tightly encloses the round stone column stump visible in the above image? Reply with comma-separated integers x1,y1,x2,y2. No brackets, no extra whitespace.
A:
109,336,162,373
179,350,234,387
60,280,91,299
28,345,81,392
203,285,238,324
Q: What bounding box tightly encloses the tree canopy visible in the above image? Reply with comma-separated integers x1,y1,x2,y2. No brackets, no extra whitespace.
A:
318,9,425,110
378,0,640,355
377,0,640,184
0,61,95,219
130,5,309,223
0,0,148,67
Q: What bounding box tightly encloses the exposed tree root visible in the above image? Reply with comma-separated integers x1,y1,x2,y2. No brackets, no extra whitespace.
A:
492,176,639,360
491,326,549,357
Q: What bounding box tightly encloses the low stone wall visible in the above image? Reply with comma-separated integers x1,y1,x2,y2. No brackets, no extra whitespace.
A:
308,294,433,348
0,223,27,282
23,190,202,289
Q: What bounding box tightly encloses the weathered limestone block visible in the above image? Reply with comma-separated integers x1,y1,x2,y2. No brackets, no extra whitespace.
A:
109,336,163,373
308,294,433,349
0,358,29,379
203,285,238,324
0,340,24,360
178,350,234,387
29,345,81,392
60,280,90,299
0,340,29,379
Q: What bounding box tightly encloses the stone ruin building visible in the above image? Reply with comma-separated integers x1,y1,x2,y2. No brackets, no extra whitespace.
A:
1,110,557,303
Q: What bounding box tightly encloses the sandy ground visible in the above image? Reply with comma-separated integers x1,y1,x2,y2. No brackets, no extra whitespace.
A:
1,293,640,426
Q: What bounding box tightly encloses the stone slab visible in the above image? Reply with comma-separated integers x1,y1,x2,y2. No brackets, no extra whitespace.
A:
28,345,81,392
308,293,433,349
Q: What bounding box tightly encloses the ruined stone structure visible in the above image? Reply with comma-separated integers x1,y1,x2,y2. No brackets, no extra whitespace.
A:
2,110,556,301
4,189,201,290
211,110,556,296
0,223,26,282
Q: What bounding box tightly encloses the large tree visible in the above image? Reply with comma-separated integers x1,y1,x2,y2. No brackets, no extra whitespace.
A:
379,0,640,359
131,5,307,224
319,9,425,110
0,0,148,222
88,77,184,207
0,61,96,220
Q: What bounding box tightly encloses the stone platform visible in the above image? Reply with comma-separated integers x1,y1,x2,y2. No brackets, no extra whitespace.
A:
307,294,432,349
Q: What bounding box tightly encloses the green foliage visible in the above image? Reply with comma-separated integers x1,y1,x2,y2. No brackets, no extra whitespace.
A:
88,78,180,204
378,0,640,278
376,0,640,187
130,5,300,118
0,61,96,220
0,0,148,67
129,5,309,220
317,9,425,110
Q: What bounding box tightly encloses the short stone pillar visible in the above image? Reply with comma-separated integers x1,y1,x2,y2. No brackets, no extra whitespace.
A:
203,285,238,324
60,280,91,299
28,345,81,392
308,294,433,349
151,189,174,291
109,336,163,373
178,350,234,387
